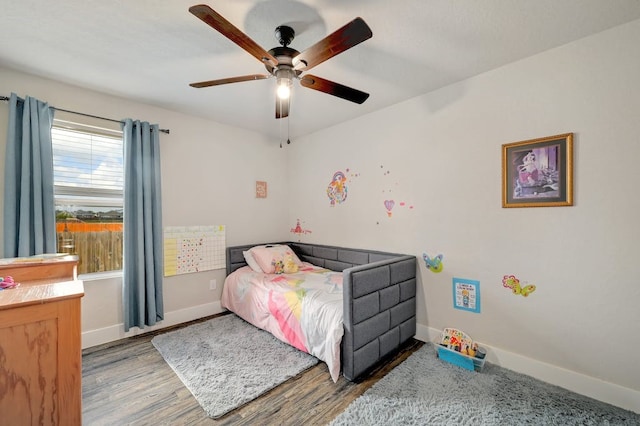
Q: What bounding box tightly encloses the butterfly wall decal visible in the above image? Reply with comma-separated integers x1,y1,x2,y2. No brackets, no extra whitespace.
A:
423,253,444,273
502,275,536,297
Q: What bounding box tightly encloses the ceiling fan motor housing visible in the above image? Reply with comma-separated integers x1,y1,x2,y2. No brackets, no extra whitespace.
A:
266,46,300,79
275,25,295,47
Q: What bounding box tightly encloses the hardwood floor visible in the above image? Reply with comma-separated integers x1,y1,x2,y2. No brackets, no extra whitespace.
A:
82,314,423,425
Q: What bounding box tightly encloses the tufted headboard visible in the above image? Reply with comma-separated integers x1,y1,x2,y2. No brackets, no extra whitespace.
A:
226,242,404,275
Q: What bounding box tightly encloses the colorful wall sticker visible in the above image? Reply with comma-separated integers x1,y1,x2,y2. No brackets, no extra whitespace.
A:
346,168,360,180
327,170,348,206
502,275,536,297
384,199,395,217
290,219,312,239
422,253,444,273
379,164,414,220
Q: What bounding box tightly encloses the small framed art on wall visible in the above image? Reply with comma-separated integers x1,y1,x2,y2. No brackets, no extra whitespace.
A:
502,133,573,208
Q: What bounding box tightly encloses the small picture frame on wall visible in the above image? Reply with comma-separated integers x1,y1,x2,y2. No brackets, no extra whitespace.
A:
502,133,573,208
452,277,480,313
255,181,267,198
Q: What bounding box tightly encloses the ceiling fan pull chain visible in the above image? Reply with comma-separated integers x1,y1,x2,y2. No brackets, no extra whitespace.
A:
279,102,283,148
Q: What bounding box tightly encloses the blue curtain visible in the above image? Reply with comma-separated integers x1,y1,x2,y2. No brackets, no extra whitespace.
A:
3,93,56,257
122,119,164,331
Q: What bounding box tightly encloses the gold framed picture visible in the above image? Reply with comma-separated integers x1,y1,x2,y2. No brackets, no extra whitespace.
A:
502,133,573,208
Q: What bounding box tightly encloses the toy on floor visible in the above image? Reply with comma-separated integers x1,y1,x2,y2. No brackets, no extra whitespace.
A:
437,327,486,371
0,276,20,290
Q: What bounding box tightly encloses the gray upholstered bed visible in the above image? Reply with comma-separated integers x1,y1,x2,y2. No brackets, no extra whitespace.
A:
226,242,417,381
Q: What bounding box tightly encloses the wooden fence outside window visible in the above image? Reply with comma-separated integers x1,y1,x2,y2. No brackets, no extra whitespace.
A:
56,221,123,275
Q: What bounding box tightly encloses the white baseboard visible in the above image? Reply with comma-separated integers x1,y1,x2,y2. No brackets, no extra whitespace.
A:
416,324,640,414
81,301,225,349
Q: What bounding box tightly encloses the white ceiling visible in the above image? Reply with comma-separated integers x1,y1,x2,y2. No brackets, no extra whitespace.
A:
2,1,640,141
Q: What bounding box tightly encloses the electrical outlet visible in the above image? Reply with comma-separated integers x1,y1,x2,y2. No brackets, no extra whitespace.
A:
209,279,217,290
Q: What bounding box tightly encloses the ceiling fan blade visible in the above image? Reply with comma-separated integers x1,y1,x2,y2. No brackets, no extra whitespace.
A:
189,4,278,68
275,97,290,119
300,75,369,104
293,18,372,72
190,74,270,88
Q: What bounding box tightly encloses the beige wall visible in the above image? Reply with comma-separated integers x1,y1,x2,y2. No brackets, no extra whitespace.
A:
286,20,640,411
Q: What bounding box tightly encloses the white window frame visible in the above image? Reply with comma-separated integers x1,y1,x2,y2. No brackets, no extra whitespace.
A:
51,119,124,278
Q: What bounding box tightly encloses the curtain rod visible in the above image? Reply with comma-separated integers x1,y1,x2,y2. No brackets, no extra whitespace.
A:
0,95,170,134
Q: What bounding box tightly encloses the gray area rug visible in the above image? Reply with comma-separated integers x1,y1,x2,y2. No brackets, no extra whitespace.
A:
151,314,318,419
331,343,640,425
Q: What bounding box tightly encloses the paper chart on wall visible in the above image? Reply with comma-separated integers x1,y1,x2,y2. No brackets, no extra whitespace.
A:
163,225,226,276
452,277,481,313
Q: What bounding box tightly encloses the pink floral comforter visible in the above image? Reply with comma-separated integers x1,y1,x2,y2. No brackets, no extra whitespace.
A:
221,263,344,382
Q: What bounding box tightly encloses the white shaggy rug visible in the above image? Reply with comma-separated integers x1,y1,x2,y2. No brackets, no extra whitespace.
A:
331,343,640,425
151,314,318,419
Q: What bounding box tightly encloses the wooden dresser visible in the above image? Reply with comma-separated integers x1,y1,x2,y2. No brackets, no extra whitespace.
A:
0,254,84,425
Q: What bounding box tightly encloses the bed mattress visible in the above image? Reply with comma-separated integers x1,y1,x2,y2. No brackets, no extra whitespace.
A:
222,263,344,382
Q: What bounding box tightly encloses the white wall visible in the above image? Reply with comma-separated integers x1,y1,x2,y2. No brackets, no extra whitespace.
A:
0,67,289,345
286,20,640,412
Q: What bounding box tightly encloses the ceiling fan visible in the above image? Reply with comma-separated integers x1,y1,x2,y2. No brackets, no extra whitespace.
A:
188,4,373,119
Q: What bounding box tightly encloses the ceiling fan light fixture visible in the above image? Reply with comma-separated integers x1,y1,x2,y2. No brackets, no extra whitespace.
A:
275,67,295,99
277,79,291,99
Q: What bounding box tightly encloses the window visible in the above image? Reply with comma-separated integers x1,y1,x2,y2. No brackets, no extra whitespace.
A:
52,120,123,275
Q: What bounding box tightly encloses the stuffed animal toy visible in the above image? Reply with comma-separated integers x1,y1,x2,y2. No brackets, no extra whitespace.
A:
283,255,299,274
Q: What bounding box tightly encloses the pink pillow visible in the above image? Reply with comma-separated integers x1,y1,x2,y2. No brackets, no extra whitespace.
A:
249,245,303,274
242,251,263,273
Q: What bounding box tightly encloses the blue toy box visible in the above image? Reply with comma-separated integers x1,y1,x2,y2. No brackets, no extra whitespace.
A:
437,345,485,372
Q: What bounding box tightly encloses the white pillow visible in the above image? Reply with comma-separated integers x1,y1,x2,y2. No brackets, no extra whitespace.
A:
242,250,263,273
